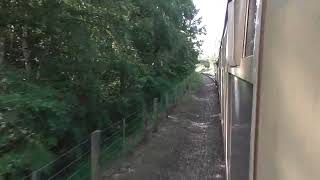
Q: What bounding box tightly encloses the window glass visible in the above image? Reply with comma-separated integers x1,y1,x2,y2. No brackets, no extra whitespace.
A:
244,0,257,57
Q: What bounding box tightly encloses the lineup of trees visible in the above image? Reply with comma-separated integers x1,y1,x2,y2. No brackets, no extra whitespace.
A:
0,0,204,178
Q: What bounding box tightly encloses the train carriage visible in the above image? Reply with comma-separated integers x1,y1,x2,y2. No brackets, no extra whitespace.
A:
218,0,320,180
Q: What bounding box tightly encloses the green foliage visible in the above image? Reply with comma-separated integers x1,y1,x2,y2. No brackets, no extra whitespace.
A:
0,0,204,178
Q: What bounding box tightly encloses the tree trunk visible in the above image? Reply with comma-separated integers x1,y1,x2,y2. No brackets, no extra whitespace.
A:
0,30,5,66
120,70,125,94
9,31,14,49
119,59,128,94
36,65,41,80
22,30,31,73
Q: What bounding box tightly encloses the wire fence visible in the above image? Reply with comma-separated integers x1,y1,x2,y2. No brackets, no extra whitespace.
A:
20,73,201,180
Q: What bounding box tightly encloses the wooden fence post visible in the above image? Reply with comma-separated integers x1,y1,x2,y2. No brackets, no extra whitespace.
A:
187,83,190,94
152,98,159,132
143,104,149,141
184,82,187,95
176,85,180,103
174,88,178,104
122,118,126,155
32,171,38,180
165,93,169,118
165,93,169,108
91,130,101,180
186,83,189,95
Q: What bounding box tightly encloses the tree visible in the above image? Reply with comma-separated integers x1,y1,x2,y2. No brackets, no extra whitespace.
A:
0,0,204,178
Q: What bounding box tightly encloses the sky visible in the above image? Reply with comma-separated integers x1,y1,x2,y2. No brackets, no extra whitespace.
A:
193,0,227,59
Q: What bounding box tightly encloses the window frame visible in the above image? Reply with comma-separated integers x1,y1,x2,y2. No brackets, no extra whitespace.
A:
242,0,257,60
227,0,236,67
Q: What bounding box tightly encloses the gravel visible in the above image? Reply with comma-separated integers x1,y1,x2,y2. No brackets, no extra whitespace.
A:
104,76,225,180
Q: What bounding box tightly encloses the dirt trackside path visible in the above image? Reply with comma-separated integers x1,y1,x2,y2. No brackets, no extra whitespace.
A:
104,76,225,180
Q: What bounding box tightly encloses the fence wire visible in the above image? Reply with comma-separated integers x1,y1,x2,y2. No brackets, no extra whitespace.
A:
20,73,199,180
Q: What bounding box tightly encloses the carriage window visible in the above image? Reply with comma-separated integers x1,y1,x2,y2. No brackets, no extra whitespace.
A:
244,0,257,57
